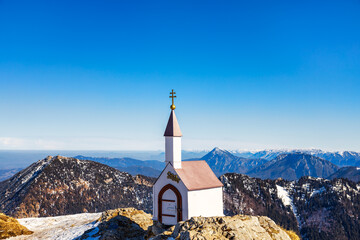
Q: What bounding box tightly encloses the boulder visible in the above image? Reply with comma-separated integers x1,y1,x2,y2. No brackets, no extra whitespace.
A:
0,213,33,239
80,208,153,240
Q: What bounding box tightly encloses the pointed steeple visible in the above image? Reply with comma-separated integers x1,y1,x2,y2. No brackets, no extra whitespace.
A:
164,89,182,169
164,110,182,137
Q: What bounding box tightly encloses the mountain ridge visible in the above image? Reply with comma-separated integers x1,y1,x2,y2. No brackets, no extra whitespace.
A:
0,156,153,218
199,147,267,176
247,153,339,180
328,166,360,182
235,149,360,166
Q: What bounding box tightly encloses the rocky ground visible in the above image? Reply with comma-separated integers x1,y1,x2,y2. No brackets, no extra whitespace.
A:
1,208,299,240
79,208,298,240
149,215,299,240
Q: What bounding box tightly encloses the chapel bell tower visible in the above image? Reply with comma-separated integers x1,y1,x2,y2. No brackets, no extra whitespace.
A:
164,89,182,169
153,90,224,225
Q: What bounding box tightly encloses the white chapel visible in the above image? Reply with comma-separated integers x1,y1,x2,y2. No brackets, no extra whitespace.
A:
153,90,224,225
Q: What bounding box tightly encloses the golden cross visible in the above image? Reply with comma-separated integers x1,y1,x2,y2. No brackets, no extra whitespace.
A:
169,89,176,110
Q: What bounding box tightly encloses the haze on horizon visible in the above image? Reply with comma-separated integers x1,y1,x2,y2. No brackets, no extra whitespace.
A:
1,1,360,152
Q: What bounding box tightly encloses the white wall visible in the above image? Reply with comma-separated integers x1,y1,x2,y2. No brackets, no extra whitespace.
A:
165,136,182,169
187,187,224,218
153,163,188,221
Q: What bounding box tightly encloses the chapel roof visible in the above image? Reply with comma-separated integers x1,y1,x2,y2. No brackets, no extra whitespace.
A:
174,160,223,191
164,110,182,137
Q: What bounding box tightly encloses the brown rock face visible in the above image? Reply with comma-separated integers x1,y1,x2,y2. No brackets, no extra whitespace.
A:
169,215,293,240
98,207,153,230
0,213,33,239
133,175,156,187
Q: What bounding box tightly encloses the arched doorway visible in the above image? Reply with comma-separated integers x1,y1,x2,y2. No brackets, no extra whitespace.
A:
158,184,182,225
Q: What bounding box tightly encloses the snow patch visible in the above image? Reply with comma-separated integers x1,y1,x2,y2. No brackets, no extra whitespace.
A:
9,212,101,240
276,185,301,227
276,185,292,206
310,187,326,197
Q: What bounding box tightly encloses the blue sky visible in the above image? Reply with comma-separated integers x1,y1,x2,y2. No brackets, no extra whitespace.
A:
0,0,359,151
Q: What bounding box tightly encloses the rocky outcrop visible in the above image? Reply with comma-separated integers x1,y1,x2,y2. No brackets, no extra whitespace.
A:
80,208,153,240
79,208,298,240
0,213,33,239
98,208,153,230
133,175,156,187
154,215,295,240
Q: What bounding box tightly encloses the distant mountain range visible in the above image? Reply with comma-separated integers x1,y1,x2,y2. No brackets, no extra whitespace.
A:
73,149,360,182
0,156,153,218
1,148,360,183
198,147,266,176
197,148,346,181
74,155,165,178
235,149,360,167
247,153,340,180
0,168,22,182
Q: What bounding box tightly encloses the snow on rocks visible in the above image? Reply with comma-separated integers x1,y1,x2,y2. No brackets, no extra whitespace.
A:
7,212,101,240
310,187,326,197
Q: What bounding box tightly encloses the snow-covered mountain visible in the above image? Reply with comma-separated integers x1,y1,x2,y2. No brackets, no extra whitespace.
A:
222,173,360,240
0,156,153,218
235,149,360,166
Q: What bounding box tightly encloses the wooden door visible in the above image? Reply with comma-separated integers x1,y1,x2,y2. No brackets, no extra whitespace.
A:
158,184,182,225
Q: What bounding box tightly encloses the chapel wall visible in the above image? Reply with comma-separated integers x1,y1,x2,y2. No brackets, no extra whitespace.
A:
187,187,224,218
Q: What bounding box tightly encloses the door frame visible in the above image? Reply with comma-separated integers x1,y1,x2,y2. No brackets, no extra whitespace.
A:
158,184,182,223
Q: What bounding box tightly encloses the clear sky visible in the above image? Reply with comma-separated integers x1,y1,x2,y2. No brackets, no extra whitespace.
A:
0,0,359,151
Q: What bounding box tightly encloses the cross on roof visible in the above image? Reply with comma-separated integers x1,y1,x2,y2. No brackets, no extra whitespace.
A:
169,89,176,110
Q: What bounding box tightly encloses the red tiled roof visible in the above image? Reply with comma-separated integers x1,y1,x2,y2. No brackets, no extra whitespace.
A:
175,160,223,191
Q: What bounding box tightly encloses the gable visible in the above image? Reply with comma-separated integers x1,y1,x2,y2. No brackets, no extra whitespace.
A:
154,163,187,190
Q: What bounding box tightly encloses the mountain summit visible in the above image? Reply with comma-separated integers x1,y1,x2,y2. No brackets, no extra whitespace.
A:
200,147,266,176
0,156,153,218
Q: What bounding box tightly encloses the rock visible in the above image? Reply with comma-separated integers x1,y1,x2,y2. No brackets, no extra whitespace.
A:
80,208,153,240
147,221,174,239
98,207,153,231
0,213,33,239
79,208,298,240
169,215,293,240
